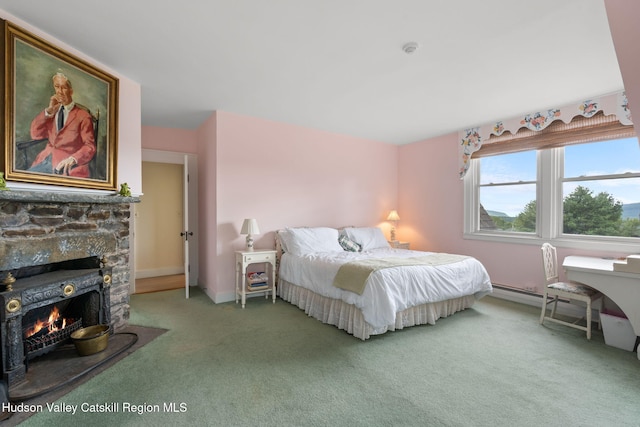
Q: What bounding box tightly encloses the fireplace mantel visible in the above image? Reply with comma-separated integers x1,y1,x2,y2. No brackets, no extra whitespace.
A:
0,190,139,204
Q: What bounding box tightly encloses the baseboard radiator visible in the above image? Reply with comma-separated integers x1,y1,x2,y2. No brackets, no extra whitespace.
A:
490,283,601,321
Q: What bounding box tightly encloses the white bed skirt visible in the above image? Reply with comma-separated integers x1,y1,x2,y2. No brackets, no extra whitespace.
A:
278,279,477,340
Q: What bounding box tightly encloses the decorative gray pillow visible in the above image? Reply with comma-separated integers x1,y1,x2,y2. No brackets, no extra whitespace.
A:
338,234,362,252
343,227,390,251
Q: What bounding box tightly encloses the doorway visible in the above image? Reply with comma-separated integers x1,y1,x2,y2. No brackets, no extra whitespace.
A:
134,149,198,296
134,161,184,293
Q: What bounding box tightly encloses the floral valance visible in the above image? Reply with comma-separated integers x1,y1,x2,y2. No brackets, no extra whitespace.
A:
458,91,633,178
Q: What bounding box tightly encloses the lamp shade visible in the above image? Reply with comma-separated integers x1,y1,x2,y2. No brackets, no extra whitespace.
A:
386,210,400,221
241,218,260,235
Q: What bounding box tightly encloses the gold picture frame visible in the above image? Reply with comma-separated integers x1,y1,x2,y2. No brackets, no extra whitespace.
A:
1,20,118,190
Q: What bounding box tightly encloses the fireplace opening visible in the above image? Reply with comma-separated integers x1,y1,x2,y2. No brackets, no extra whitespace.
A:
0,256,112,389
21,290,101,361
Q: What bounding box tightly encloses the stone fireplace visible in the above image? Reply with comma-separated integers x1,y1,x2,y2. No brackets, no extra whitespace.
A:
0,190,137,392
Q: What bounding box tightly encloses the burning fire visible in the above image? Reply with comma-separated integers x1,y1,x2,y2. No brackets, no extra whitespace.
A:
25,306,69,338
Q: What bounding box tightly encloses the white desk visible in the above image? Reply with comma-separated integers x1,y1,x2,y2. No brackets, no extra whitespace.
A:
563,256,640,358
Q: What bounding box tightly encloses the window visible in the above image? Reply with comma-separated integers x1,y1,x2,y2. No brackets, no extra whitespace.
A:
563,138,640,237
479,151,537,233
464,113,640,252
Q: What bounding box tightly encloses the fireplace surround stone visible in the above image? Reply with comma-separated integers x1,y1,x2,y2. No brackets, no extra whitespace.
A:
0,190,138,388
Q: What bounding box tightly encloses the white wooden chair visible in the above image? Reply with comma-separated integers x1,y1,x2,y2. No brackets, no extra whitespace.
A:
539,243,602,339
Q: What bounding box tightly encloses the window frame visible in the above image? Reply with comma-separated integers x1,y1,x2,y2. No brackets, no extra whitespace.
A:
464,145,640,253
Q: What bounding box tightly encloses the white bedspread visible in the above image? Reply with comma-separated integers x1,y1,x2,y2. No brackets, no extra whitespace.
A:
279,248,492,329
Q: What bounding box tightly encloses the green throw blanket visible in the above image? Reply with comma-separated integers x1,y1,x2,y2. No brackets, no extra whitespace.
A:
333,253,470,295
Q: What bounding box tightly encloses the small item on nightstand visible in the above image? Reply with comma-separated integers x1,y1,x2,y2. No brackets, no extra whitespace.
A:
247,272,269,291
389,241,410,249
248,271,268,283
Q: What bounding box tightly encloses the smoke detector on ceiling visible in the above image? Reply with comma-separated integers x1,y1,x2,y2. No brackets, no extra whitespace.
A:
402,42,419,54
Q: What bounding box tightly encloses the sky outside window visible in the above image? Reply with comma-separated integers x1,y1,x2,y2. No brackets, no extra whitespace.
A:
479,138,640,217
480,151,536,217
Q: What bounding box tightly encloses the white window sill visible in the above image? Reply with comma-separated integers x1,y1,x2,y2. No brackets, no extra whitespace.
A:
463,232,640,253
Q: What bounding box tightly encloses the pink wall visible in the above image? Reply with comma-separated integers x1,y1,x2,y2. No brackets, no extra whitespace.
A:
116,78,142,193
398,134,542,292
139,112,397,302
210,111,397,301
605,0,640,117
195,113,218,301
141,126,198,153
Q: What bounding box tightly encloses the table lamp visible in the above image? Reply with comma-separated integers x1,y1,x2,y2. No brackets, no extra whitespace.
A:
387,210,400,242
241,218,260,251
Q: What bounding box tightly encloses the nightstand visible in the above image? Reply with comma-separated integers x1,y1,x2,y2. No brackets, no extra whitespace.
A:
389,241,410,249
235,249,276,308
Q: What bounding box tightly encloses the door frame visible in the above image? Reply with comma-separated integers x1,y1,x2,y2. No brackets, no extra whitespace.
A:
137,149,199,295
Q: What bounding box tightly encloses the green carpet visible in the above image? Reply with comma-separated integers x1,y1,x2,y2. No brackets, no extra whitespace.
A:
14,287,640,426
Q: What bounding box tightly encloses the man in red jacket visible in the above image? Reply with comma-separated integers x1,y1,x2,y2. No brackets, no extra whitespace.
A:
29,72,96,178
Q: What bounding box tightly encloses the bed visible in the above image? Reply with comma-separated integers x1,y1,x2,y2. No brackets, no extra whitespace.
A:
276,226,493,340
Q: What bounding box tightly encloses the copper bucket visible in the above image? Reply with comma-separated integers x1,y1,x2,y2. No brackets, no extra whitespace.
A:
70,324,110,356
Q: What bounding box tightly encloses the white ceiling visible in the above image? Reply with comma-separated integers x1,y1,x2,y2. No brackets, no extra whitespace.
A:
0,0,624,145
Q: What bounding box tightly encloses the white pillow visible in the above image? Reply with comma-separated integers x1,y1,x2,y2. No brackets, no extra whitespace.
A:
280,227,343,256
276,229,291,253
343,227,390,251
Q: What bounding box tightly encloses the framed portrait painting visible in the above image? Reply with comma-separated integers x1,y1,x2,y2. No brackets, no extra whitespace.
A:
1,20,118,190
